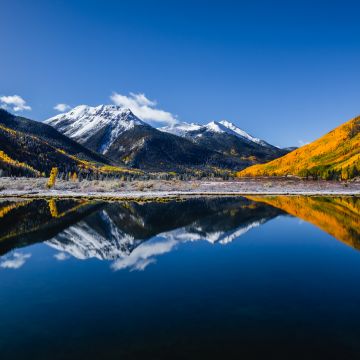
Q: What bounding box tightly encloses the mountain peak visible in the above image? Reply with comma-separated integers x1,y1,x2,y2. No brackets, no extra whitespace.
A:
64,104,134,119
218,120,269,146
45,104,146,154
203,121,229,133
161,119,271,147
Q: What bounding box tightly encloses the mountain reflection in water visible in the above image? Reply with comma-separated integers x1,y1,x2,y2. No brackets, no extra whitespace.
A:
0,195,359,271
246,195,360,249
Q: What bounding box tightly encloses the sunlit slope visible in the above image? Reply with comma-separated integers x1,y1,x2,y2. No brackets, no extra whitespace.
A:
0,123,140,177
0,109,142,177
238,116,360,179
247,196,360,249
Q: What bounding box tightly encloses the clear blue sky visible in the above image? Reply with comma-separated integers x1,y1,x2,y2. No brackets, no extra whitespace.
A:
1,0,359,147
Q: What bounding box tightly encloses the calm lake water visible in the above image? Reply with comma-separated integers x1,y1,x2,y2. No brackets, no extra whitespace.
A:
0,195,359,359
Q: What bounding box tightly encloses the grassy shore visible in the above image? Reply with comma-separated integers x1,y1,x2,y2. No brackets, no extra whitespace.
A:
0,177,359,199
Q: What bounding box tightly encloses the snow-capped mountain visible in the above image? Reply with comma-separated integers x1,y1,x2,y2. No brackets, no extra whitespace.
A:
0,196,284,271
46,210,142,260
47,211,271,271
45,105,146,154
160,120,271,147
45,197,283,271
160,120,287,162
158,218,267,245
45,105,250,171
45,104,288,170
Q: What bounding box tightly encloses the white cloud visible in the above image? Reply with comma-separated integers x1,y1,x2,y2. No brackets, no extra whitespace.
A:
0,95,31,111
111,238,178,272
298,140,309,146
110,92,178,126
0,252,31,269
54,103,71,112
54,252,70,261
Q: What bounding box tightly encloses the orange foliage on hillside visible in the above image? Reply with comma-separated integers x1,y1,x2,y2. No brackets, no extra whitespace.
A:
0,127,41,176
247,195,360,249
0,123,138,177
238,116,360,179
0,201,32,219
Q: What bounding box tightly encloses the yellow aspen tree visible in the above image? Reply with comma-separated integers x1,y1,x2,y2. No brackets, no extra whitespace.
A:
48,199,59,218
341,167,349,181
47,167,58,188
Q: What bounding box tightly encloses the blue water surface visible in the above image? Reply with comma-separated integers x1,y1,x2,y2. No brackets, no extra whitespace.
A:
0,197,359,359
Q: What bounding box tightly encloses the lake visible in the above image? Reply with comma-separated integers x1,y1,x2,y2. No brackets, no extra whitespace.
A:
0,195,359,359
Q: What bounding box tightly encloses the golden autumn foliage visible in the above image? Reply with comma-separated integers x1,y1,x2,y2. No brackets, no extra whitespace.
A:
48,199,59,218
71,172,78,182
100,165,142,174
0,122,139,177
0,148,40,176
238,116,360,179
0,201,32,219
48,198,91,219
247,195,360,249
0,199,92,243
47,167,58,188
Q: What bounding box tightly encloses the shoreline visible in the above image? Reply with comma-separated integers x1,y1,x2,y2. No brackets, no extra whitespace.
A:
0,178,359,200
1,190,359,201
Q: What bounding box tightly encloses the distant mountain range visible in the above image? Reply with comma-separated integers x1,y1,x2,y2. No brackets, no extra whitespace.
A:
160,120,288,162
2,103,357,178
238,115,360,180
0,197,283,269
45,105,287,172
1,196,359,271
161,119,270,146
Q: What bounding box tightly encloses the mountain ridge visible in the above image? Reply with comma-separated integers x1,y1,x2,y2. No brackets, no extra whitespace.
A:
45,105,263,171
160,119,288,162
161,119,271,147
45,105,290,171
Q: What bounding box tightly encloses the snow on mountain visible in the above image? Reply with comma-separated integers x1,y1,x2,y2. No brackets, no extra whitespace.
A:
218,120,269,146
160,119,270,147
46,210,142,260
46,213,265,271
160,122,203,137
45,105,146,153
158,218,266,245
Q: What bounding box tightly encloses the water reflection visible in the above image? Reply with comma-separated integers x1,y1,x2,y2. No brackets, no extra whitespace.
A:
0,196,359,271
247,196,360,249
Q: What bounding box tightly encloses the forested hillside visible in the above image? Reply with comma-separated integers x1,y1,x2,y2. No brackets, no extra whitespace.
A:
0,110,139,178
0,109,110,164
238,115,360,180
